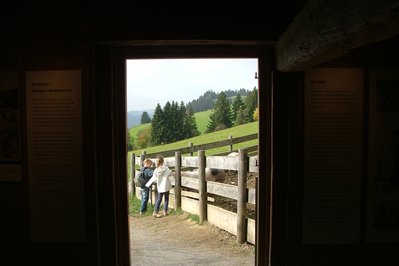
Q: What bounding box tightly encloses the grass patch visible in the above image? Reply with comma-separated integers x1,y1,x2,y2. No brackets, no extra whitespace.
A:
193,110,211,134
129,196,155,217
170,207,184,216
129,195,203,224
186,213,201,224
128,123,151,144
129,195,185,217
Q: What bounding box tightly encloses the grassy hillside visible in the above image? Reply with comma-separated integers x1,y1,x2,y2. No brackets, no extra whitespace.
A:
129,123,150,140
131,121,258,156
193,110,211,134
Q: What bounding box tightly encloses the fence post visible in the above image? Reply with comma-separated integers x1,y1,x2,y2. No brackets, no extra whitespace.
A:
139,152,149,204
131,153,136,198
140,151,146,164
237,148,248,244
189,142,193,156
174,151,182,209
198,150,207,224
228,135,233,152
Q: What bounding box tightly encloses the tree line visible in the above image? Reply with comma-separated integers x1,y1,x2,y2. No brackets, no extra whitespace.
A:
151,101,199,145
206,87,258,132
187,88,252,113
128,87,258,150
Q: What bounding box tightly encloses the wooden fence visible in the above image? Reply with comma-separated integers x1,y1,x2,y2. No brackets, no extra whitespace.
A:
130,148,258,244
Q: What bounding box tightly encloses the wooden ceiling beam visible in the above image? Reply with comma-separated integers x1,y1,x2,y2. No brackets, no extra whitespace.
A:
276,0,399,72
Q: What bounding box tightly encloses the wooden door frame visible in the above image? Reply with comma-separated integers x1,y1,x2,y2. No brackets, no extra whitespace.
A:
108,42,274,266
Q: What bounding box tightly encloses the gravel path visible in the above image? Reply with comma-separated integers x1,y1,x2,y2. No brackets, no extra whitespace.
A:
129,213,254,266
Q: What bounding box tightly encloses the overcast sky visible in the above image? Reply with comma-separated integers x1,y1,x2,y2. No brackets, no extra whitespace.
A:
126,58,258,111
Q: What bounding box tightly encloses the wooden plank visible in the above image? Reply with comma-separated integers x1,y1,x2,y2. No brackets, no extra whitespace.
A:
181,156,198,168
230,133,258,144
180,176,199,190
207,181,238,200
167,190,176,210
134,157,140,165
181,196,199,215
249,156,259,173
246,145,258,154
211,150,237,156
206,156,239,170
207,204,237,236
248,151,258,157
276,0,399,71
142,153,258,172
192,139,233,151
247,218,256,245
248,188,256,205
182,175,255,203
163,156,176,167
181,190,214,202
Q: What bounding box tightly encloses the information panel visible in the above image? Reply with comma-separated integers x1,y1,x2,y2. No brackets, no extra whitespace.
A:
26,70,85,242
367,69,399,242
303,68,363,243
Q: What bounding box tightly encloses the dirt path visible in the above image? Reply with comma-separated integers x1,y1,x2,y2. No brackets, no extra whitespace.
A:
129,212,255,266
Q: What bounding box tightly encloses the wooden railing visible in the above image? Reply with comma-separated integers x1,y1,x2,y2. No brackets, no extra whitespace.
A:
130,148,258,244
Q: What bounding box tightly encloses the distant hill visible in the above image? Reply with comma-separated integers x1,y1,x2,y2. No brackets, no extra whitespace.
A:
127,110,154,128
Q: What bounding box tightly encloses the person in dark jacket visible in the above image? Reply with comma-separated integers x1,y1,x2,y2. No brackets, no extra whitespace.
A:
139,158,154,215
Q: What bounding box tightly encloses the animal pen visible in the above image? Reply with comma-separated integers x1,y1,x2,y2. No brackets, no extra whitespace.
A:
129,148,258,245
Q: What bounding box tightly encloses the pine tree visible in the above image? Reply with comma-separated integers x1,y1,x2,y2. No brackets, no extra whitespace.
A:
243,87,258,123
162,101,174,143
206,112,217,133
206,91,232,132
151,103,164,145
184,105,199,138
179,102,188,139
140,111,151,124
234,107,247,126
168,101,183,143
231,93,244,123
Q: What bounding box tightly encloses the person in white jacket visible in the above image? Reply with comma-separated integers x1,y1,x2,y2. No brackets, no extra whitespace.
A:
152,155,172,218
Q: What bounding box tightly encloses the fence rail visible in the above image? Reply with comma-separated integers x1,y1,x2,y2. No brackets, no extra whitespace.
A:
134,153,259,172
130,148,258,244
